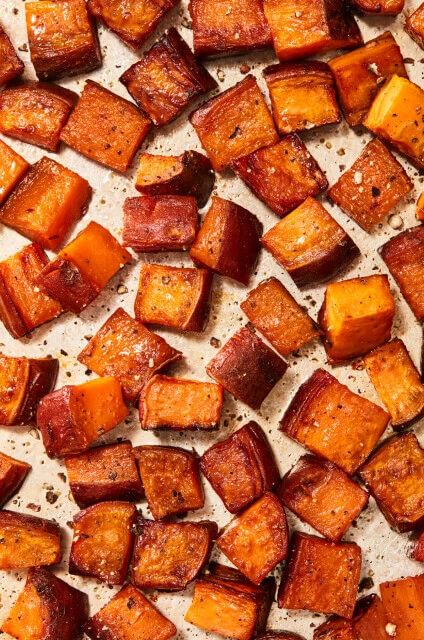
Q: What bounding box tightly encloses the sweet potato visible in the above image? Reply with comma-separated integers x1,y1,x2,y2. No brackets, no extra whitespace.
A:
351,0,404,13
313,594,390,640
380,575,424,640
0,25,24,86
406,3,424,50
257,634,306,640
280,368,390,475
412,530,424,563
0,451,31,507
0,139,29,207
0,510,61,570
417,191,424,221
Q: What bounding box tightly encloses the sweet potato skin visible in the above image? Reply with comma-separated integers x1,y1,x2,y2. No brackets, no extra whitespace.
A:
380,575,424,640
0,452,31,507
412,530,424,562
351,0,404,13
406,3,424,50
0,510,61,570
0,139,29,208
257,634,306,640
313,594,390,640
0,25,24,86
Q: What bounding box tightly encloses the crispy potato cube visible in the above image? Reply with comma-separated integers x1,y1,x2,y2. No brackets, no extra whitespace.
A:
280,368,390,475
0,25,24,86
261,197,358,287
278,532,362,618
190,196,262,285
60,80,151,172
318,274,395,363
359,432,424,532
328,32,407,127
206,326,288,410
232,136,328,218
0,510,61,570
131,519,217,590
65,441,144,508
352,0,404,13
77,307,182,403
278,454,369,542
380,575,424,640
217,492,289,584
0,139,29,207
263,61,341,134
313,594,389,640
417,192,424,221
0,452,31,507
1,566,89,640
133,445,204,520
406,3,424,50
37,377,129,459
189,75,279,171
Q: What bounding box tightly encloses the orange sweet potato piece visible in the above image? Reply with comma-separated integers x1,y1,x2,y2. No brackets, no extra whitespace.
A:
0,25,24,86
261,197,359,287
280,368,390,476
60,80,151,172
417,192,424,221
277,532,362,618
37,376,129,458
0,451,31,507
380,575,424,640
189,75,279,171
133,445,204,520
0,139,29,207
278,454,369,542
232,136,328,218
0,510,61,570
313,594,390,640
65,441,144,508
77,307,182,403
257,634,306,640
351,0,404,13
412,530,424,564
131,519,217,590
0,567,89,640
406,3,424,50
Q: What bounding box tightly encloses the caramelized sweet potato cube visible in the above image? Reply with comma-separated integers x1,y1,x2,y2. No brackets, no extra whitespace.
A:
328,32,408,127
280,368,390,475
313,594,390,640
359,432,424,532
60,80,151,172
133,445,204,520
406,3,424,50
1,567,89,640
352,0,404,13
37,376,129,458
261,197,359,287
318,275,395,363
0,139,29,207
257,634,306,640
206,326,288,410
0,25,24,86
189,75,279,171
232,136,328,218
131,519,217,590
263,61,341,135
380,575,424,640
412,530,424,562
26,0,101,80
417,191,424,221
77,307,182,403
65,441,144,508
0,510,61,570
278,454,369,541
278,532,362,618
69,501,137,584
190,196,262,285
0,452,31,507
37,221,131,314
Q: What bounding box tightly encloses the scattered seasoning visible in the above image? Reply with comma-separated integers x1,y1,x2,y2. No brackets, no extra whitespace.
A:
388,214,403,229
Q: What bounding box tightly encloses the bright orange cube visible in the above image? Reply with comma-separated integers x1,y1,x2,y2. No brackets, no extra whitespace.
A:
0,25,24,86
0,139,29,207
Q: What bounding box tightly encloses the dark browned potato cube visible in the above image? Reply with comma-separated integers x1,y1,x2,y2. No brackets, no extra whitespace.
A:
351,0,404,14
257,634,306,640
406,3,424,50
0,510,61,570
0,451,31,507
0,25,24,86
313,594,389,640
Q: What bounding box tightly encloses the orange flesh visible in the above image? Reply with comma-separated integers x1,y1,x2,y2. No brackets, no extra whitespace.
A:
380,575,424,640
0,355,30,425
1,580,45,640
0,139,29,206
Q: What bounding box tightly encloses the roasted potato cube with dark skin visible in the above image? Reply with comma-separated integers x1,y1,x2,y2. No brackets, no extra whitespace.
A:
406,4,424,50
0,452,31,507
232,136,328,218
0,139,29,207
0,25,24,86
0,510,61,570
412,530,424,563
278,454,369,542
380,575,424,640
351,0,404,14
257,634,306,640
417,192,424,221
313,594,390,640
131,519,218,590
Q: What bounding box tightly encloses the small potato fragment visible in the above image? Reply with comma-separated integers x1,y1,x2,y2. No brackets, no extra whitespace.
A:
0,510,61,570
0,25,24,86
412,530,424,563
313,594,390,640
0,451,31,507
351,0,404,13
406,3,424,50
0,139,29,207
380,575,424,640
417,192,424,221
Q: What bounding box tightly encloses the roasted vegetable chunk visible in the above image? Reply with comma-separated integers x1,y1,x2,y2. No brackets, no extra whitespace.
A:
257,634,306,640
0,25,24,86
65,441,144,508
232,136,328,218
359,432,424,532
280,368,390,475
206,326,288,410
78,307,182,403
417,192,424,221
37,376,128,458
278,454,369,541
351,0,403,13
131,520,217,590
190,196,262,285
0,510,61,570
278,532,362,618
261,197,358,287
60,80,151,172
380,575,424,640
313,594,390,640
133,445,204,520
318,275,395,363
1,567,89,640
0,139,29,207
412,529,424,562
0,451,31,507
190,75,279,171
406,3,424,50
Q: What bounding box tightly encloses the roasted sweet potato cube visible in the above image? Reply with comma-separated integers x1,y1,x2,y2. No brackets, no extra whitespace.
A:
261,197,359,287
278,454,369,542
328,32,408,127
263,61,341,135
318,275,395,363
0,510,61,570
412,529,424,563
65,441,144,508
37,376,129,458
417,192,424,221
280,368,390,476
37,221,131,314
60,80,151,172
257,634,306,640
232,136,328,218
380,575,424,640
131,519,217,590
352,0,404,13
0,452,31,507
278,532,362,618
133,445,204,520
1,567,89,640
189,75,279,171
190,196,262,285
0,139,29,207
0,25,24,86
77,307,182,403
359,432,424,532
313,594,390,640
406,3,424,50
